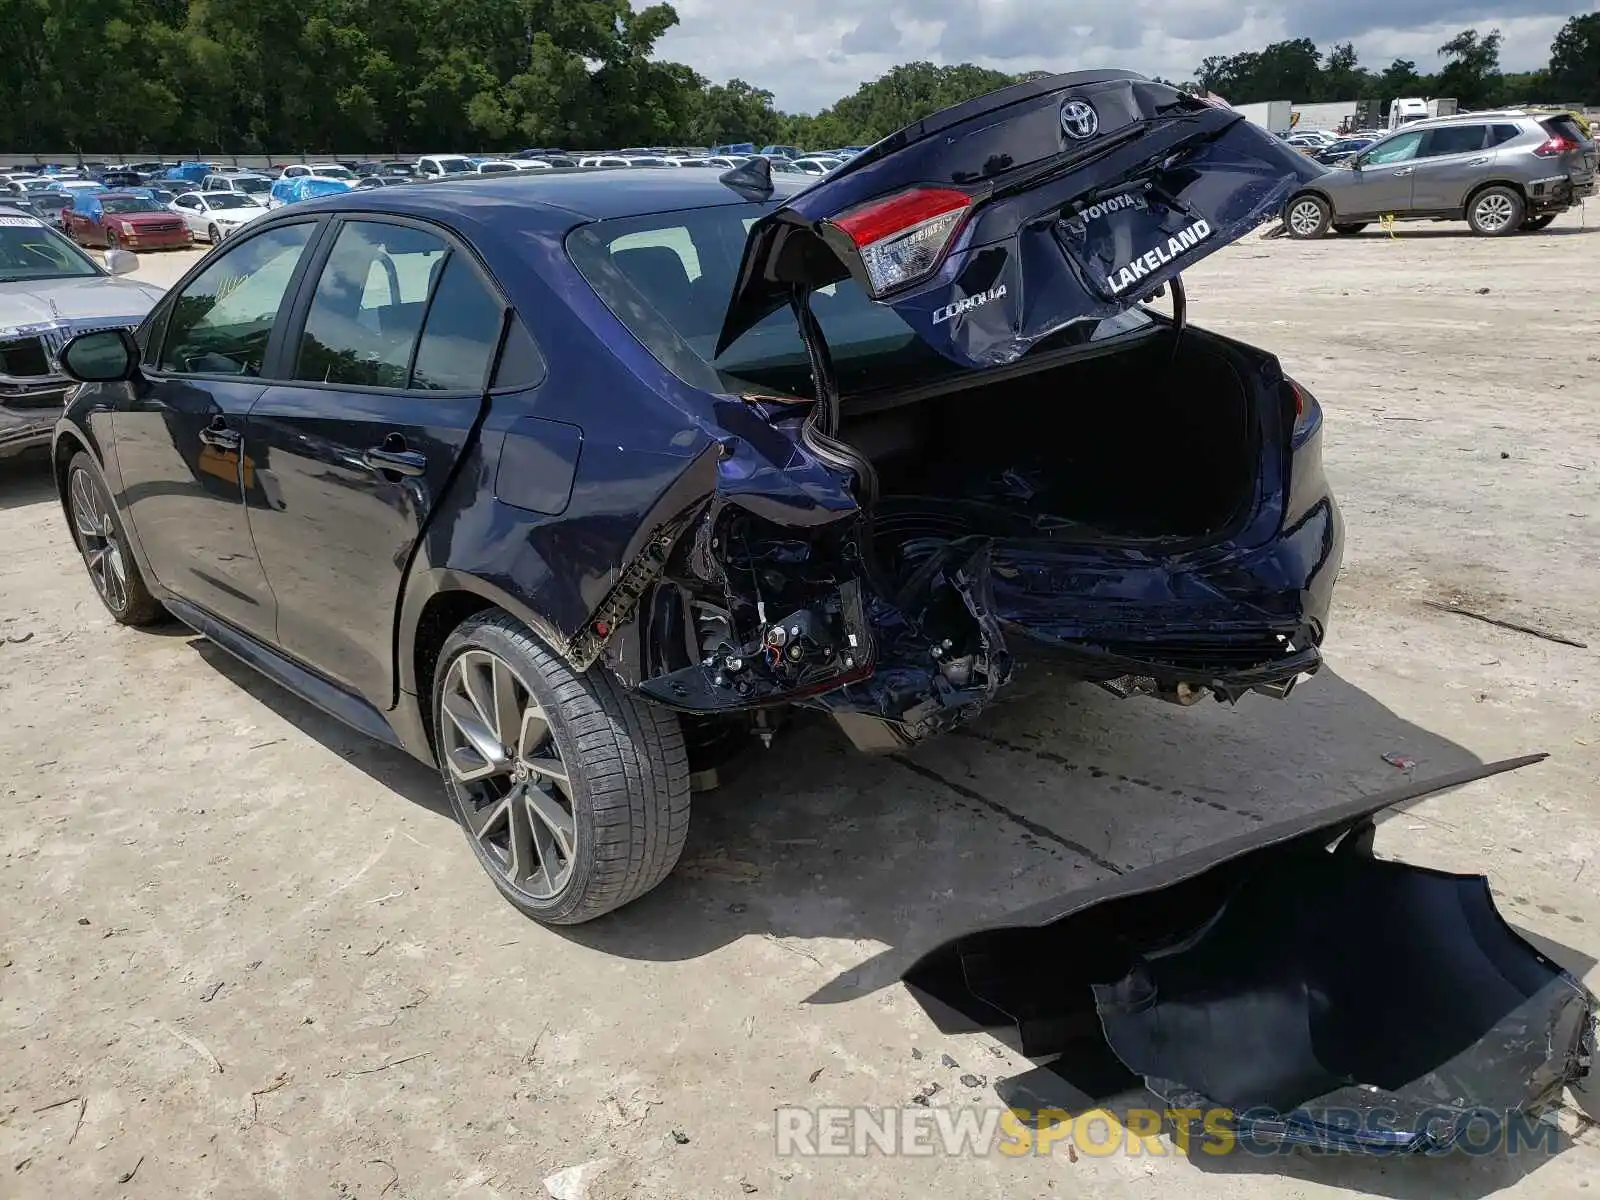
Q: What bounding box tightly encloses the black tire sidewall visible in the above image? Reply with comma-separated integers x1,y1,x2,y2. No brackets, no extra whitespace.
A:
1287,195,1330,239
432,617,607,923
66,451,155,624
1522,214,1557,231
1468,186,1524,236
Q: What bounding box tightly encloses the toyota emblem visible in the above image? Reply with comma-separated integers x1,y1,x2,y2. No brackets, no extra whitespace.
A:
1060,100,1098,141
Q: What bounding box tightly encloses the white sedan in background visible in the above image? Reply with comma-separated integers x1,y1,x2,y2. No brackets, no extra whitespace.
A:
170,191,268,243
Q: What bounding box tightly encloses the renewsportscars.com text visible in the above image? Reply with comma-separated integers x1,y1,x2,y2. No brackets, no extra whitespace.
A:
774,1105,1564,1158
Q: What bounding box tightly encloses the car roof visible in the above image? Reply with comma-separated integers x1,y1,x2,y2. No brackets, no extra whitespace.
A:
303,168,808,224
1402,110,1536,131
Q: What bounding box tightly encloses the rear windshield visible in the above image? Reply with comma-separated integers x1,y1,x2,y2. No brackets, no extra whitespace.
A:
566,201,1152,398
1541,115,1589,144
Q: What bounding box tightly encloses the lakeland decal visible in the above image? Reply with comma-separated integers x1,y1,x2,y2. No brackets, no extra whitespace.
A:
1104,219,1212,296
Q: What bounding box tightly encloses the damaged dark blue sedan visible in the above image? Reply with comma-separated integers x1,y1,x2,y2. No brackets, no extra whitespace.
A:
51,72,1341,923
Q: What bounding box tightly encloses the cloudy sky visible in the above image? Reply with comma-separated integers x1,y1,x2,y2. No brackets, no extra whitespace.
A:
653,1,1577,113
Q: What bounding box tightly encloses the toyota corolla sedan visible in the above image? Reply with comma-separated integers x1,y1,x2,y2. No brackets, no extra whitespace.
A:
50,71,1342,924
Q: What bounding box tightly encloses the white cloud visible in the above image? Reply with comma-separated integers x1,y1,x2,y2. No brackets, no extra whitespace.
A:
654,1,1573,112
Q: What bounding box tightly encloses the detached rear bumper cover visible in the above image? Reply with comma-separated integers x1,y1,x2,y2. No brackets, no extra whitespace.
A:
904,755,1596,1155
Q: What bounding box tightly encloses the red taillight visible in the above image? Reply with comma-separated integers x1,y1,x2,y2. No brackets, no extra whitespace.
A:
826,187,972,296
1288,379,1306,418
1534,136,1578,158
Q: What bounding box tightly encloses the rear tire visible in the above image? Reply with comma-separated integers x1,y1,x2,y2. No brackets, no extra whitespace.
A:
1285,195,1331,239
1332,222,1368,235
65,452,165,626
1520,213,1557,232
1466,186,1524,236
433,611,691,925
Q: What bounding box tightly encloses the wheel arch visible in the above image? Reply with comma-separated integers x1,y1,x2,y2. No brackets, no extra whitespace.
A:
51,426,90,511
400,569,571,754
1287,187,1336,212
1463,177,1527,209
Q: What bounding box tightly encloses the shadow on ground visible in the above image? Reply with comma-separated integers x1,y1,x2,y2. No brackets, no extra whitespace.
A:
1340,224,1600,240
188,638,449,817
0,450,58,511
567,665,1506,977
180,626,1588,1195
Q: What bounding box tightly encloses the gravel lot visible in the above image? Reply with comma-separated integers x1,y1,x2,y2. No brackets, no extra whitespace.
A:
3,212,1598,1198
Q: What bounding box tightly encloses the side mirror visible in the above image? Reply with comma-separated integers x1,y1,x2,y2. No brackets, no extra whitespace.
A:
59,328,138,383
104,247,139,275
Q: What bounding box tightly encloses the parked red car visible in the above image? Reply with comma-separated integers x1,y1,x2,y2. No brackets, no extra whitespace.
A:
65,192,193,250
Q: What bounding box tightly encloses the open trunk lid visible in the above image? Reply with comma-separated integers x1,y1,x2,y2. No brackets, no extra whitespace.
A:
717,71,1326,370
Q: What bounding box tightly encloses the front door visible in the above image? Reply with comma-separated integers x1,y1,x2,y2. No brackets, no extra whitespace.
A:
1409,123,1493,213
1345,130,1425,216
113,219,320,640
244,217,507,708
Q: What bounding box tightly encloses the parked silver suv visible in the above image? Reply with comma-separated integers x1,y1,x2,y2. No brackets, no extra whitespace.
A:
1284,111,1596,238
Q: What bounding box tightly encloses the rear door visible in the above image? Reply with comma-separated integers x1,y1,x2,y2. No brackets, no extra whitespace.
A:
243,216,515,709
172,194,204,236
718,71,1326,370
1409,123,1492,212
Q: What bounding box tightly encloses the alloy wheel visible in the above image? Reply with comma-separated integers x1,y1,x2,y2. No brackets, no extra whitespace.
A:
440,649,576,901
69,469,128,613
1473,192,1515,232
1288,199,1324,236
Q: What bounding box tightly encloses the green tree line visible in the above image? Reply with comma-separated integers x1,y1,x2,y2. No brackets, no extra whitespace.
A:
1191,17,1600,113
1,0,1595,153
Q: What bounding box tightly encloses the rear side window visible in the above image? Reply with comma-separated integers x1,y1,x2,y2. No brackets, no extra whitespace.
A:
409,255,504,391
295,221,447,388
1489,124,1522,147
1420,125,1487,157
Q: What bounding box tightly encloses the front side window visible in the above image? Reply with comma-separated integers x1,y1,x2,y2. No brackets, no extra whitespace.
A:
294,221,448,388
158,222,314,376
1364,131,1424,165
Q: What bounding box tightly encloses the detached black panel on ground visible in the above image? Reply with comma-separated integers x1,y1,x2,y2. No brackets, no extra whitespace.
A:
903,754,1598,1155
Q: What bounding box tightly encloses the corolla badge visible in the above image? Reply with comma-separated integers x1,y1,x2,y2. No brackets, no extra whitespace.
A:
1060,100,1098,141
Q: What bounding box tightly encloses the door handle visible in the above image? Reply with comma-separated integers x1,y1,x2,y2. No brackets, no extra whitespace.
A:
1466,156,1491,166
1392,167,1413,176
198,419,240,450
362,442,427,477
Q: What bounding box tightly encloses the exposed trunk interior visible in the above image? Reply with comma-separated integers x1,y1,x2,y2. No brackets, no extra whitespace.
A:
840,335,1259,549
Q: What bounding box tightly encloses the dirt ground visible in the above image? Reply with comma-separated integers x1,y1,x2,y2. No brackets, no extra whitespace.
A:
2,210,1598,1199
